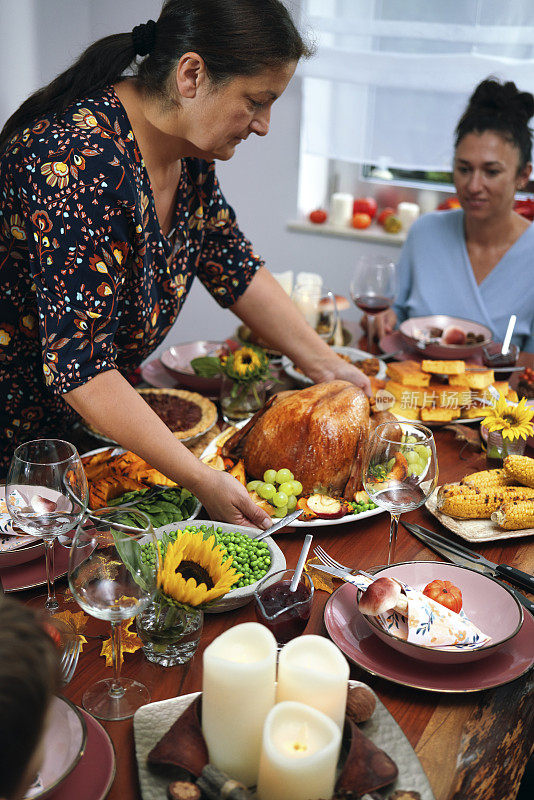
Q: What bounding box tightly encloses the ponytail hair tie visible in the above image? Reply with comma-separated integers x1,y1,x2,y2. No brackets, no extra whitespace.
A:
132,19,157,57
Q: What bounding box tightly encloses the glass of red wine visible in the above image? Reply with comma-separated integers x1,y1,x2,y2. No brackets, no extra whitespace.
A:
253,568,314,649
349,255,396,353
363,421,438,565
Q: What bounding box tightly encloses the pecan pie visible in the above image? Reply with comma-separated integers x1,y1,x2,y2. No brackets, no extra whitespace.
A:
83,389,217,442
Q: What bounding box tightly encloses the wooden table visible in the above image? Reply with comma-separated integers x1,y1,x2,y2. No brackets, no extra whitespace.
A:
15,352,534,800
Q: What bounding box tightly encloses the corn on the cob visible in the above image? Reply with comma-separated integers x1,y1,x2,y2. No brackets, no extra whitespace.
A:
461,468,518,490
492,499,534,530
437,483,466,499
437,485,534,519
503,455,534,489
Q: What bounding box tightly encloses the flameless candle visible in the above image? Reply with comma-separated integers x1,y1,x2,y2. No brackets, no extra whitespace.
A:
397,201,420,232
276,635,349,730
329,192,353,226
256,701,341,800
202,623,277,786
292,284,320,328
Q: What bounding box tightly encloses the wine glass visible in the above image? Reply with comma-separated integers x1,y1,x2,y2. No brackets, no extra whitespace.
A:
292,284,339,341
6,439,88,612
68,507,159,720
350,255,396,353
363,421,438,564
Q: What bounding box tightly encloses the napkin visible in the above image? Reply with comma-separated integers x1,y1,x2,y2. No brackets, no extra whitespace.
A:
350,574,490,650
0,490,36,549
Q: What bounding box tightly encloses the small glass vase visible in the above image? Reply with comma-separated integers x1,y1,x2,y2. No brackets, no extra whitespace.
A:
485,430,527,468
136,599,203,667
219,375,266,424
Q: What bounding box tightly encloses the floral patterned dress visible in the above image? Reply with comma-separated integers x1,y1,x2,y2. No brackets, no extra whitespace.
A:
0,87,263,471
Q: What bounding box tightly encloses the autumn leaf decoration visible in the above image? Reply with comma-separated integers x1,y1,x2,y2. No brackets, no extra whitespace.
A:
52,610,89,651
100,618,143,667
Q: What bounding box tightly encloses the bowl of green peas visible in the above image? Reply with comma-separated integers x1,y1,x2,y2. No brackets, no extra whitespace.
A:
150,519,286,613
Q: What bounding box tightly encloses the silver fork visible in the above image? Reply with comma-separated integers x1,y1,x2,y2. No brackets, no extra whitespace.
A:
59,637,81,686
313,545,374,581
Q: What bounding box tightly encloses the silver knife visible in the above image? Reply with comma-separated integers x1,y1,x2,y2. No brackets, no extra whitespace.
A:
310,563,373,585
402,521,534,616
401,521,534,593
253,508,304,541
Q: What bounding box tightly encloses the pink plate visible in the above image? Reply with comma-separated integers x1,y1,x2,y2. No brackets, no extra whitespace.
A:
0,540,70,592
359,562,523,665
399,315,492,359
47,708,115,800
140,358,179,389
324,582,534,692
29,696,86,798
160,340,224,393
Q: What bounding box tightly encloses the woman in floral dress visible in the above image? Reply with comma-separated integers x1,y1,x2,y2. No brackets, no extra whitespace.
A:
0,0,369,526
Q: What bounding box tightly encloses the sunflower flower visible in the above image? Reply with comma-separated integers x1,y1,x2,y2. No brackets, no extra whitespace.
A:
481,393,534,441
191,344,273,386
159,529,241,610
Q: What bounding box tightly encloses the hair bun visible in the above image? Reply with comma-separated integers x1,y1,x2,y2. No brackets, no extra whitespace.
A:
469,78,534,123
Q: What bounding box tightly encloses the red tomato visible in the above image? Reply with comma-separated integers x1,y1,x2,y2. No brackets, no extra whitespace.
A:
423,579,463,613
351,212,372,229
377,207,395,226
309,209,328,224
353,197,377,218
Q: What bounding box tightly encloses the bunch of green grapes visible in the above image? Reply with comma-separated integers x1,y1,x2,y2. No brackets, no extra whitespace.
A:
401,434,431,477
246,468,303,518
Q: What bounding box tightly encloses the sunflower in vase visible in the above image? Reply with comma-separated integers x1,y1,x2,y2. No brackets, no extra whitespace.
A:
192,344,274,422
481,393,534,464
135,527,242,665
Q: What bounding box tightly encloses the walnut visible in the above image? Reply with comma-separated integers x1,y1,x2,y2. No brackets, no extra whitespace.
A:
346,684,377,724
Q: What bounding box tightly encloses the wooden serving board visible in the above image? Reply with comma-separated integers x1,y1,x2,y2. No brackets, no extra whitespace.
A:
425,490,534,543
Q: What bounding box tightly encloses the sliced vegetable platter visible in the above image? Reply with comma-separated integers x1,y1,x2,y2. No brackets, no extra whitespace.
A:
200,423,385,529
81,447,200,525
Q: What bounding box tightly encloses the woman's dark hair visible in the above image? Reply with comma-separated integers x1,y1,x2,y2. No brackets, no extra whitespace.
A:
455,77,534,170
0,598,59,799
0,0,311,149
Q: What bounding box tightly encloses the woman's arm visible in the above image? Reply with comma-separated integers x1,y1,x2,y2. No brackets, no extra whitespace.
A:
231,267,371,394
65,369,272,528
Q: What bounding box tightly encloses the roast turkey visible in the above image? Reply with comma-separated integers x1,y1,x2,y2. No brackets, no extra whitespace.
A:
222,380,392,498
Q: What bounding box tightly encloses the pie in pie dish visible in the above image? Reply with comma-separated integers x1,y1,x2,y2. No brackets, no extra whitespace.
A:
83,389,217,442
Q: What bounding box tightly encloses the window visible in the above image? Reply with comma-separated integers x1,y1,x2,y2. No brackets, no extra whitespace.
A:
297,0,534,211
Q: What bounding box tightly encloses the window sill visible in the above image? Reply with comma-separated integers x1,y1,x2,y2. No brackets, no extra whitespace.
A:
287,219,406,247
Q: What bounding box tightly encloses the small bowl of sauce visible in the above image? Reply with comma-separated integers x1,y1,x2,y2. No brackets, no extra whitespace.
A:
482,343,519,380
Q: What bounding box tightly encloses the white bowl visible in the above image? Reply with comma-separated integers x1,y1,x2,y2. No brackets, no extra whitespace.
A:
154,519,286,613
360,561,523,665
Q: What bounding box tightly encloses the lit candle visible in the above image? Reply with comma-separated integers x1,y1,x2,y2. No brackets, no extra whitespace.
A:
276,635,349,730
257,701,341,800
329,192,353,226
397,201,420,232
202,622,277,786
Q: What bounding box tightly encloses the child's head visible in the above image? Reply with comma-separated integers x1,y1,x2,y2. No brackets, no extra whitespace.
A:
0,598,60,800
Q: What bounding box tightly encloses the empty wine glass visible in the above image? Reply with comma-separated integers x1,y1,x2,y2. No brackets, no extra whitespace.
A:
6,439,88,612
350,255,396,352
292,284,339,341
68,507,159,720
363,421,438,564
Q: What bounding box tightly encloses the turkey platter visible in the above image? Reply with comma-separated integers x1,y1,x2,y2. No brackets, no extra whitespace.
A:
221,380,395,501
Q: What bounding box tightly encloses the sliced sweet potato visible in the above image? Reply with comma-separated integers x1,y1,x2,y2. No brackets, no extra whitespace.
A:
135,468,177,487
89,476,146,509
228,459,247,486
296,496,317,522
248,490,276,516
201,455,225,471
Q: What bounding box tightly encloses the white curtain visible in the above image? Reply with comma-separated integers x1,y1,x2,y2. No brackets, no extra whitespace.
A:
298,0,534,171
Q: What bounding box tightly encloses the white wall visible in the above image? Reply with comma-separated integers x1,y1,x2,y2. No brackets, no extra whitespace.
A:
0,0,398,357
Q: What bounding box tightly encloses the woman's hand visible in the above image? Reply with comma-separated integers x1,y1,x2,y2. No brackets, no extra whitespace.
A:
300,353,371,396
370,308,397,340
194,469,272,529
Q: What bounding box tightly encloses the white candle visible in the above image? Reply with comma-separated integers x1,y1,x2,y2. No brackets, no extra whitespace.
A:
397,201,420,232
292,284,320,328
202,622,277,786
276,635,349,730
257,701,341,800
329,192,353,226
